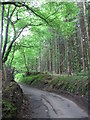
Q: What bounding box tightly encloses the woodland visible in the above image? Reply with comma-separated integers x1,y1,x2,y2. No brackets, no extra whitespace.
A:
0,1,90,75
0,1,90,118
0,2,90,76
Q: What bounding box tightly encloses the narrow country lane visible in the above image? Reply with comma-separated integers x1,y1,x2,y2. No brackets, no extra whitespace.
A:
20,84,88,118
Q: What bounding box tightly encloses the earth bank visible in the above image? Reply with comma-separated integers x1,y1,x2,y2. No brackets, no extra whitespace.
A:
2,66,25,119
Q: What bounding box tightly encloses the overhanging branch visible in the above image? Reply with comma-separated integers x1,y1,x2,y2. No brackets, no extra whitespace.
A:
1,2,49,25
2,5,16,59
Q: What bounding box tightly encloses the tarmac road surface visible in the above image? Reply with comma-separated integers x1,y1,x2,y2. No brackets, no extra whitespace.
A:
20,84,88,118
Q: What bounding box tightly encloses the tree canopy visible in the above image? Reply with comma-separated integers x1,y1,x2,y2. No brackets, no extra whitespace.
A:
0,1,90,77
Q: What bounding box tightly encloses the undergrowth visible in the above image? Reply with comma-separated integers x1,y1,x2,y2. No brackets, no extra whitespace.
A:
16,73,88,96
2,99,17,118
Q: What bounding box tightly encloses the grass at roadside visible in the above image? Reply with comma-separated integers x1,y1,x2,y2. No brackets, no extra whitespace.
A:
16,73,88,97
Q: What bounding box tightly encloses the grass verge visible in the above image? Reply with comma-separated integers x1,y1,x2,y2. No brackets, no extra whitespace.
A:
17,73,88,97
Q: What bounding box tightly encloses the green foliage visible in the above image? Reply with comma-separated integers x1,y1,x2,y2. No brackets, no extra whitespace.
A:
18,73,88,95
3,99,17,118
53,75,88,94
17,74,41,84
5,2,79,73
2,2,88,96
15,73,24,82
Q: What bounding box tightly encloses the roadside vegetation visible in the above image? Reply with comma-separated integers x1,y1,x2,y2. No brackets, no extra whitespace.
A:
3,99,17,118
16,73,88,98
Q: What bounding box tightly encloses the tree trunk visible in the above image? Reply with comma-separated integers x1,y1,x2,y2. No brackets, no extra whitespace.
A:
2,5,10,59
67,38,73,75
87,1,90,77
76,22,83,72
58,37,65,74
56,39,60,74
35,58,38,72
10,44,16,67
23,52,29,74
83,2,90,63
49,40,53,72
0,5,4,93
55,38,58,73
0,5,4,71
78,2,89,72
